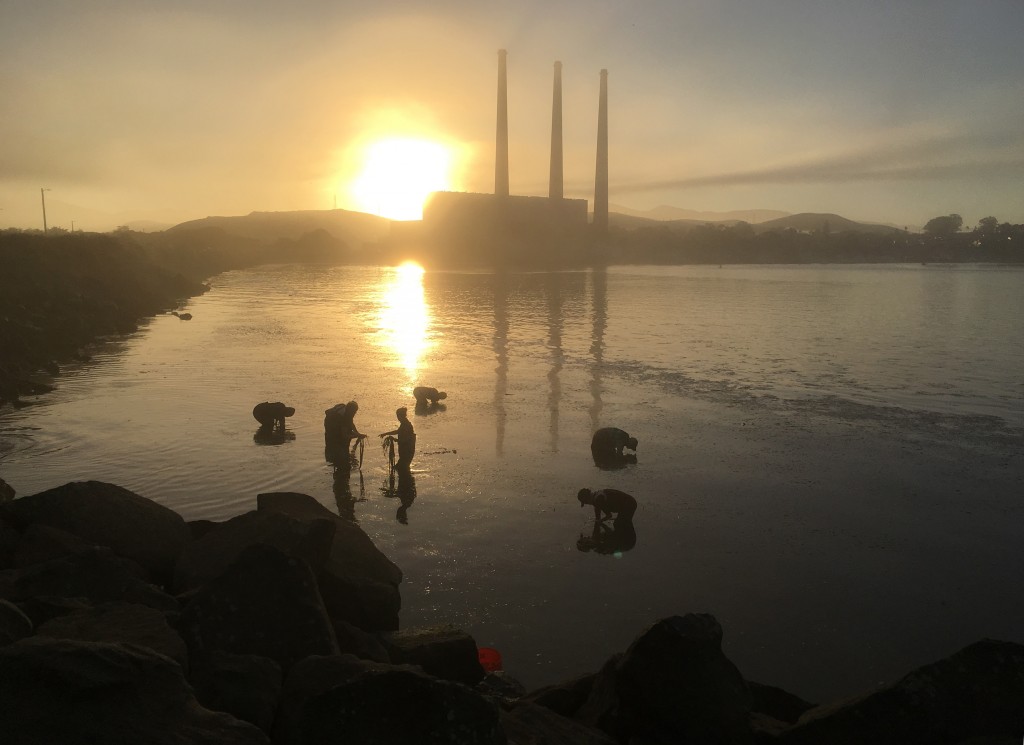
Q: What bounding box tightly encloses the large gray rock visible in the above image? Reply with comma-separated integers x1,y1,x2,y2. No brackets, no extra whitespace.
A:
0,477,14,503
36,602,188,670
576,614,751,745
779,639,1024,745
189,651,282,734
172,510,336,593
302,666,505,745
13,523,102,568
176,543,339,673
0,598,32,646
257,491,403,631
0,481,188,583
523,672,598,717
501,701,618,745
746,680,814,725
0,548,178,612
0,514,20,569
385,624,486,686
0,637,268,744
274,654,411,745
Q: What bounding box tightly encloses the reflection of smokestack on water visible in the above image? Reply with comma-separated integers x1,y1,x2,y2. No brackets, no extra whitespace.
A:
549,61,563,200
495,49,509,197
594,68,609,232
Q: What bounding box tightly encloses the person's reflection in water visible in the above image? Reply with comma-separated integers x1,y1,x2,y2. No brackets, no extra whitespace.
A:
381,464,417,525
253,428,296,446
327,445,365,521
592,452,637,470
576,517,637,555
414,399,447,416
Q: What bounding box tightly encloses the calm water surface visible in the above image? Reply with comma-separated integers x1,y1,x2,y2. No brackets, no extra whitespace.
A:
2,263,1022,700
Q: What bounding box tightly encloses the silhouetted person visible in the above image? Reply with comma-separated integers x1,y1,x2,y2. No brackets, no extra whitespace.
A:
577,518,637,554
324,401,367,466
413,386,447,415
590,427,637,461
380,407,416,470
577,488,637,522
413,386,447,405
253,401,294,430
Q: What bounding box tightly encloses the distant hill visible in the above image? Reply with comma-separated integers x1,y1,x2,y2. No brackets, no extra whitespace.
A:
610,204,791,224
168,209,392,248
753,212,902,235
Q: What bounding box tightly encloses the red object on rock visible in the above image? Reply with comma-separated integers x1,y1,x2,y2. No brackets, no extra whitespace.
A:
478,646,503,672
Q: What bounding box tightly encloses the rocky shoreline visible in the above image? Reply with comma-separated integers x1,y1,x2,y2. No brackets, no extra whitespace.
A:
0,479,1021,744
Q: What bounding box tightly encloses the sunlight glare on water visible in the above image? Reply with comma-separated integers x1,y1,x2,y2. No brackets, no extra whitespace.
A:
375,262,431,384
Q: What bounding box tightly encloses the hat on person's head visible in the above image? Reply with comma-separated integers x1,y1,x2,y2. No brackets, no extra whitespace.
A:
284,406,295,417
627,437,638,449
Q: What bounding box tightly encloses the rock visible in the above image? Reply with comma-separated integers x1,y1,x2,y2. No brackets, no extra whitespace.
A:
778,639,1024,745
187,519,223,541
385,624,486,686
189,651,282,734
0,477,14,502
332,617,391,662
176,543,338,673
257,492,402,631
0,513,19,568
13,523,102,567
523,672,598,717
746,680,815,725
14,596,91,628
0,598,33,646
575,614,751,745
302,666,505,745
501,701,618,745
36,602,188,671
0,481,188,584
172,510,336,594
478,671,529,703
0,549,178,612
0,637,268,744
274,654,409,745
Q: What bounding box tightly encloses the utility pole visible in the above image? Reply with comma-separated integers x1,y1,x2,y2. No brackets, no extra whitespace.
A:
40,187,50,234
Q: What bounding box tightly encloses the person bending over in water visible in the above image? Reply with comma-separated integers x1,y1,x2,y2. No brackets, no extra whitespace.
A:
379,407,416,470
324,401,368,464
252,401,295,430
413,386,447,405
577,488,637,522
590,427,638,459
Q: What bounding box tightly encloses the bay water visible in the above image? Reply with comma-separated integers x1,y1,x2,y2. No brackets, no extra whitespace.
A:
1,262,1021,701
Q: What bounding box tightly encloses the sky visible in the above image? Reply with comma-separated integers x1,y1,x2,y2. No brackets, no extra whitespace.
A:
2,0,1023,231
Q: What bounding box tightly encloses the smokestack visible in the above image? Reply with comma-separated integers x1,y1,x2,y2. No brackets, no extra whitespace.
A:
549,61,563,200
593,69,609,232
495,49,509,197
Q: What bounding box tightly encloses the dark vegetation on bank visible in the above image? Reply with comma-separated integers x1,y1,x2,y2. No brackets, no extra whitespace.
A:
0,480,1021,744
2,209,1022,406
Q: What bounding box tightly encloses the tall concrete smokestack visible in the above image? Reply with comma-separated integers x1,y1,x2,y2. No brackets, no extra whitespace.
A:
593,68,609,232
495,49,510,198
549,61,563,200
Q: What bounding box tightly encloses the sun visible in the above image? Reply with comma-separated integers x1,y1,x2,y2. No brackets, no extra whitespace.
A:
348,138,453,221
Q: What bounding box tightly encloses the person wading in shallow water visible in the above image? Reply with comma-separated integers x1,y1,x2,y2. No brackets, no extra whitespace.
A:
379,407,416,470
324,401,368,465
577,488,637,522
252,401,295,430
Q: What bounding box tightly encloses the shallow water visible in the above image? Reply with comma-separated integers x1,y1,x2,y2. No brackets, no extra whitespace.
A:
2,262,1022,701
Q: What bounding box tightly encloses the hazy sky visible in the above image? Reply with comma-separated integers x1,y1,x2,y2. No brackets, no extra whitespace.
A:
2,0,1023,230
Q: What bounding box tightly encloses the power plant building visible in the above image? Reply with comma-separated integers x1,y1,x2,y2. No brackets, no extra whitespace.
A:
393,51,605,266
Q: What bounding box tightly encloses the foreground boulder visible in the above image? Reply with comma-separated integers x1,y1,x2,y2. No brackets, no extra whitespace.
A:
778,639,1024,745
0,637,267,744
0,548,178,612
257,491,403,631
35,602,188,671
501,702,617,745
385,625,486,686
0,481,188,583
575,614,751,744
189,651,282,734
0,598,32,646
172,510,336,593
302,666,505,745
176,543,339,673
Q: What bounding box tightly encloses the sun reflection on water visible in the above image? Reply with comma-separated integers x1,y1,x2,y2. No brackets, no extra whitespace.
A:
377,262,431,377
